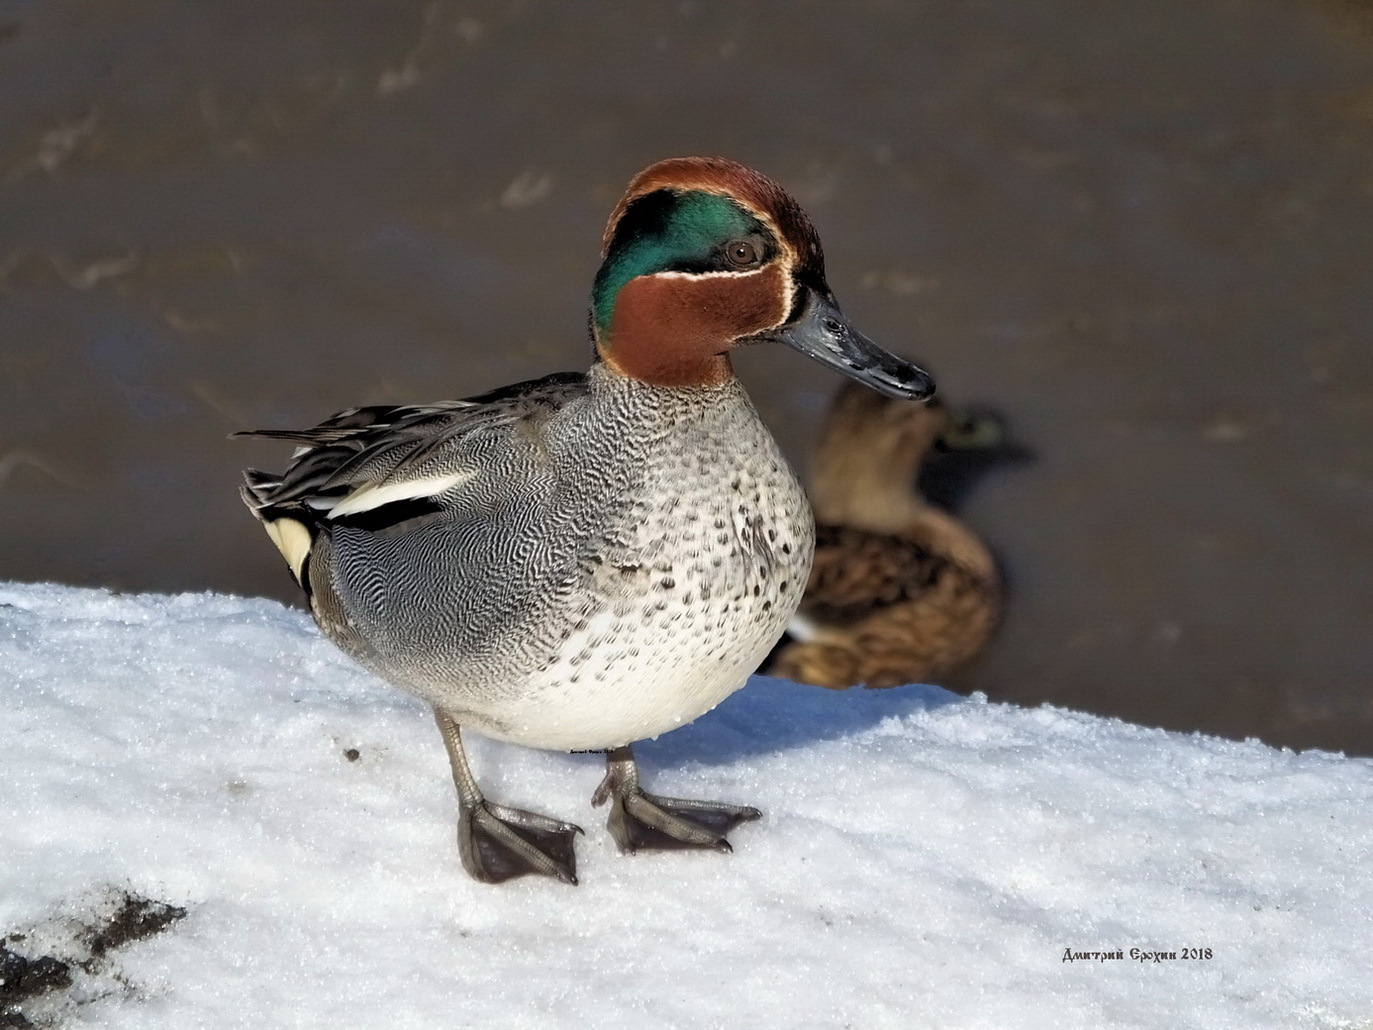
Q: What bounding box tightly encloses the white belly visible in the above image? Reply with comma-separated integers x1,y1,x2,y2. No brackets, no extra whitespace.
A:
468,601,783,751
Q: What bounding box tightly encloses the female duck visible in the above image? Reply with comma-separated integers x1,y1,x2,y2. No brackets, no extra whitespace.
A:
239,157,933,885
766,382,1007,690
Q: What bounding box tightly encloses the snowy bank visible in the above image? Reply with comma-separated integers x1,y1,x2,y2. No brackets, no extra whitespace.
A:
2,582,1371,1029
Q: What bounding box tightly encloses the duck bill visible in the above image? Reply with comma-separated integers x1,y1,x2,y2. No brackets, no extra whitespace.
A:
761,288,935,401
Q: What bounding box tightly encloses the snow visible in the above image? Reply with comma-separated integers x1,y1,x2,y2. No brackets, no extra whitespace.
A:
3,582,1371,1029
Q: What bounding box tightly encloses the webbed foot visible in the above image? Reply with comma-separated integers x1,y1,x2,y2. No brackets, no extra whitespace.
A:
592,745,761,854
460,801,582,885
435,709,582,886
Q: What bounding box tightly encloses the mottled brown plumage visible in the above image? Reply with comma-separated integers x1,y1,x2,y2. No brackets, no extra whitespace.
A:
767,382,1003,689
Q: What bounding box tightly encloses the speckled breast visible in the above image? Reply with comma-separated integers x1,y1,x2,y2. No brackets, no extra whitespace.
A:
511,414,814,749
461,375,814,751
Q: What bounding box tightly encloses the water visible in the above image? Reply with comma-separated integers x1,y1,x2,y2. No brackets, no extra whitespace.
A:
2,0,1370,752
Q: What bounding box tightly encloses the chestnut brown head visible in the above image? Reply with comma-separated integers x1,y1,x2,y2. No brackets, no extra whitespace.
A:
592,157,934,400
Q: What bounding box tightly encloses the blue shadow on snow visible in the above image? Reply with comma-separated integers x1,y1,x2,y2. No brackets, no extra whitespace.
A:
637,676,963,769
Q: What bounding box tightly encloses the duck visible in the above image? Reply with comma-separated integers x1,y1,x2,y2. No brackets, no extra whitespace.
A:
237,157,934,886
764,382,1008,690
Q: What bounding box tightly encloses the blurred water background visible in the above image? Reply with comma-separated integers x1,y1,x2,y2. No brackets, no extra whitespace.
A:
2,0,1370,752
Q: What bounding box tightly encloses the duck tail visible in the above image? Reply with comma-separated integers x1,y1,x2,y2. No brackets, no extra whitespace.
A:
238,469,316,591
239,468,283,515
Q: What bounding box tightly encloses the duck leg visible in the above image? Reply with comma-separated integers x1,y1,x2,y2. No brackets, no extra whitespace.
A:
434,710,582,885
591,744,761,854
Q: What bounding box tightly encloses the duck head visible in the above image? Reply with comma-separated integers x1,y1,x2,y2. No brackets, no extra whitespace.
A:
813,381,1033,522
592,157,935,400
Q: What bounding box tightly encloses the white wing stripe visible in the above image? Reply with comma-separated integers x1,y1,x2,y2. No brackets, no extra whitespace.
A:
326,470,473,519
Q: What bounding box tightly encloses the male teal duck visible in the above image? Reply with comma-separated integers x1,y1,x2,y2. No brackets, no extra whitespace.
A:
238,157,934,885
766,383,1005,689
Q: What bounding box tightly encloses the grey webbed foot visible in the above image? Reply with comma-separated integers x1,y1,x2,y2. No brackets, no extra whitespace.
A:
435,709,582,886
592,745,761,854
460,801,582,885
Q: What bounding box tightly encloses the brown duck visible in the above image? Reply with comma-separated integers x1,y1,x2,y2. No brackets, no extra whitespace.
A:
766,381,1016,689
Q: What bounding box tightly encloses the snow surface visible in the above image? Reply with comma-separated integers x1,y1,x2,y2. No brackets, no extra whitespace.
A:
3,582,1372,1029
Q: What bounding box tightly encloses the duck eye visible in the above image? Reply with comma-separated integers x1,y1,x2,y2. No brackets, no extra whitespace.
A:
724,238,761,268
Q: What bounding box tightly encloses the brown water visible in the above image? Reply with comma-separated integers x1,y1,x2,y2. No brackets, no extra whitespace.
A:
2,0,1371,752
